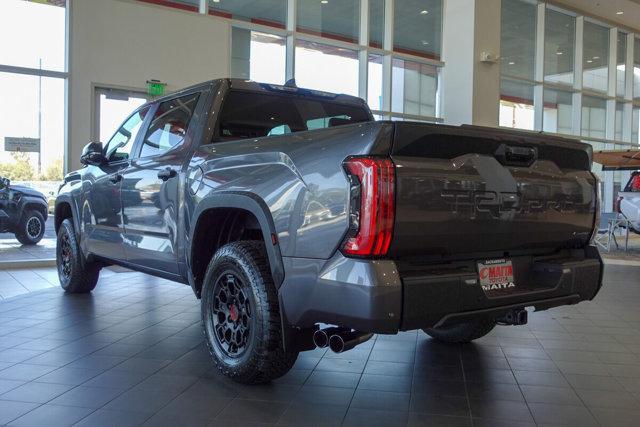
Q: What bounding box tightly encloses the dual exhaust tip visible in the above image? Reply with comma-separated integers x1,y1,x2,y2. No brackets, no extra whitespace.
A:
313,327,373,353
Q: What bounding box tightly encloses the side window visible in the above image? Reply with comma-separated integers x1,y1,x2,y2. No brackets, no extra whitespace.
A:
105,106,151,162
139,93,200,158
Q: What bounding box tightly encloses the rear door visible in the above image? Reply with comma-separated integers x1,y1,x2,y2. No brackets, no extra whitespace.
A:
121,91,202,274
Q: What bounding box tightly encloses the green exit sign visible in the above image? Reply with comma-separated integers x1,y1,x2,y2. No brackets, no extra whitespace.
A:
147,80,166,97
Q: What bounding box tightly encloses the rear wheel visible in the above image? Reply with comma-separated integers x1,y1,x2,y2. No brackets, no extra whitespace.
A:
201,241,298,384
423,317,496,343
56,219,100,293
15,210,45,245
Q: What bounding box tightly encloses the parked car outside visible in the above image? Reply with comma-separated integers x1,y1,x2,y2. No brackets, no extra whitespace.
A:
0,176,48,245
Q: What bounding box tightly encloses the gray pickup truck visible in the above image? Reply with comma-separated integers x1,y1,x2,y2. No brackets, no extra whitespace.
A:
55,78,603,384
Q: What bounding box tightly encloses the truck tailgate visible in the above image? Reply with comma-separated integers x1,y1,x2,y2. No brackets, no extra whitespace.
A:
388,123,597,258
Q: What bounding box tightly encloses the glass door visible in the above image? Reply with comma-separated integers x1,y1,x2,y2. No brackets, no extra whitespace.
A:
94,88,149,143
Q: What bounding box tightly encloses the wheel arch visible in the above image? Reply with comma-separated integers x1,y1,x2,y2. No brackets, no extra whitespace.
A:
20,197,48,221
188,192,284,298
54,196,78,236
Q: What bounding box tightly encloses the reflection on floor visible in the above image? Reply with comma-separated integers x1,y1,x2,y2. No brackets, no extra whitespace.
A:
0,263,638,426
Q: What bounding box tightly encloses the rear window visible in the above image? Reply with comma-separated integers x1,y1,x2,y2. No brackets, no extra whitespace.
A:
215,90,370,142
625,174,640,192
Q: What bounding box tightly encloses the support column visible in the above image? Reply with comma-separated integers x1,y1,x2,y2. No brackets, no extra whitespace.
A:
603,27,618,212
285,0,296,82
441,0,501,127
358,0,370,101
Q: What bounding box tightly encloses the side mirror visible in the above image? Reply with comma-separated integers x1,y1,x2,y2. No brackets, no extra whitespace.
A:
0,177,9,190
80,142,107,166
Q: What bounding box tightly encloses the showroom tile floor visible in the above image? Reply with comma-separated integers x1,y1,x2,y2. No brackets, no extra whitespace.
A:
0,264,638,426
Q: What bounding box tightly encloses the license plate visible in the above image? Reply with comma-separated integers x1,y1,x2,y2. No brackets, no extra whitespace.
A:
477,259,516,296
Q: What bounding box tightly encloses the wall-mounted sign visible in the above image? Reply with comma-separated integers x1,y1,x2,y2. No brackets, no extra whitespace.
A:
4,137,40,153
147,79,166,97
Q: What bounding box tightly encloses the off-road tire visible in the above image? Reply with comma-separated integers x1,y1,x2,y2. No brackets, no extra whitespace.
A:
56,218,100,293
15,210,45,245
423,318,496,343
201,240,298,384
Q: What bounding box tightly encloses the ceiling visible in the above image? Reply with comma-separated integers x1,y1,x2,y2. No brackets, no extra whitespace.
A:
551,0,640,33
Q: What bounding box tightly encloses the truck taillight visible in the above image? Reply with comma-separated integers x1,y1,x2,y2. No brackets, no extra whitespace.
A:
342,157,395,257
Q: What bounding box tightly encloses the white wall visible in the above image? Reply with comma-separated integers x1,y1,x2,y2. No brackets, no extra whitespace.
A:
68,0,230,170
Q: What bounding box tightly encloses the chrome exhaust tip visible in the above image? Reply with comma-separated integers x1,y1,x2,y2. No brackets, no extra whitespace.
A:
328,331,374,353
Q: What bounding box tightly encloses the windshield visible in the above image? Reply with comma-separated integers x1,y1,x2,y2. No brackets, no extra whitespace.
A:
215,90,371,142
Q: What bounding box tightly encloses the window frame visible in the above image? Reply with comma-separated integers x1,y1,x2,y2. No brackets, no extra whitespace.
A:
103,104,154,165
133,89,204,160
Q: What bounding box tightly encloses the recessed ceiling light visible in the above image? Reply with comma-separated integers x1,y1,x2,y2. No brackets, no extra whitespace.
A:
616,11,624,15
321,0,328,3
556,51,563,55
593,56,600,60
587,60,593,63
421,40,430,45
420,10,429,15
508,61,515,65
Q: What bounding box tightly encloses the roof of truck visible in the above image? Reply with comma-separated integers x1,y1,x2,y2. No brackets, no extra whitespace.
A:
151,78,368,106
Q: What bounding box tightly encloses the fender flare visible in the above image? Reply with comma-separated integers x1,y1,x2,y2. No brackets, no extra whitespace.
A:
20,196,49,220
54,195,80,237
189,191,285,287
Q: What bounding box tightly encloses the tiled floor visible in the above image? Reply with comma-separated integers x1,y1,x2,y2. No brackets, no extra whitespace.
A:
0,264,638,426
0,268,60,300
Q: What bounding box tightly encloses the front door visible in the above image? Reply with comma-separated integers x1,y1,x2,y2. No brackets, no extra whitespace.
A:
121,92,201,274
84,106,151,259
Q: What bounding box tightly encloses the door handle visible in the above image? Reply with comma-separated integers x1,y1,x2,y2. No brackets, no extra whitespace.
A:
158,167,177,182
109,174,122,184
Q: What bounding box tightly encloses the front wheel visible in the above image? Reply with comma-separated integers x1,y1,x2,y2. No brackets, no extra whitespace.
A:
15,210,45,245
423,317,496,343
56,219,100,293
201,241,298,384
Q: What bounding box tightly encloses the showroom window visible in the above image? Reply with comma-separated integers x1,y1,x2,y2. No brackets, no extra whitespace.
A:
368,54,384,111
581,95,607,138
391,58,438,117
635,37,640,100
499,79,535,130
297,0,360,43
500,0,536,81
617,32,627,97
231,28,286,84
543,88,574,134
369,0,384,48
633,106,640,144
294,40,359,96
138,0,445,123
582,21,609,93
210,0,286,28
0,0,67,184
500,1,640,213
544,9,575,86
393,0,442,60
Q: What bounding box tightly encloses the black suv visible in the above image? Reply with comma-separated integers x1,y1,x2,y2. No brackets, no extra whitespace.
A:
0,177,48,245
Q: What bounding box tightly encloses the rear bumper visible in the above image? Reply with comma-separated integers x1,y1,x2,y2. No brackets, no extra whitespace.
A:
279,246,603,334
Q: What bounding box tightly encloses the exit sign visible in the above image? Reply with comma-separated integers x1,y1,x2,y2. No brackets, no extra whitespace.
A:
147,80,166,97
